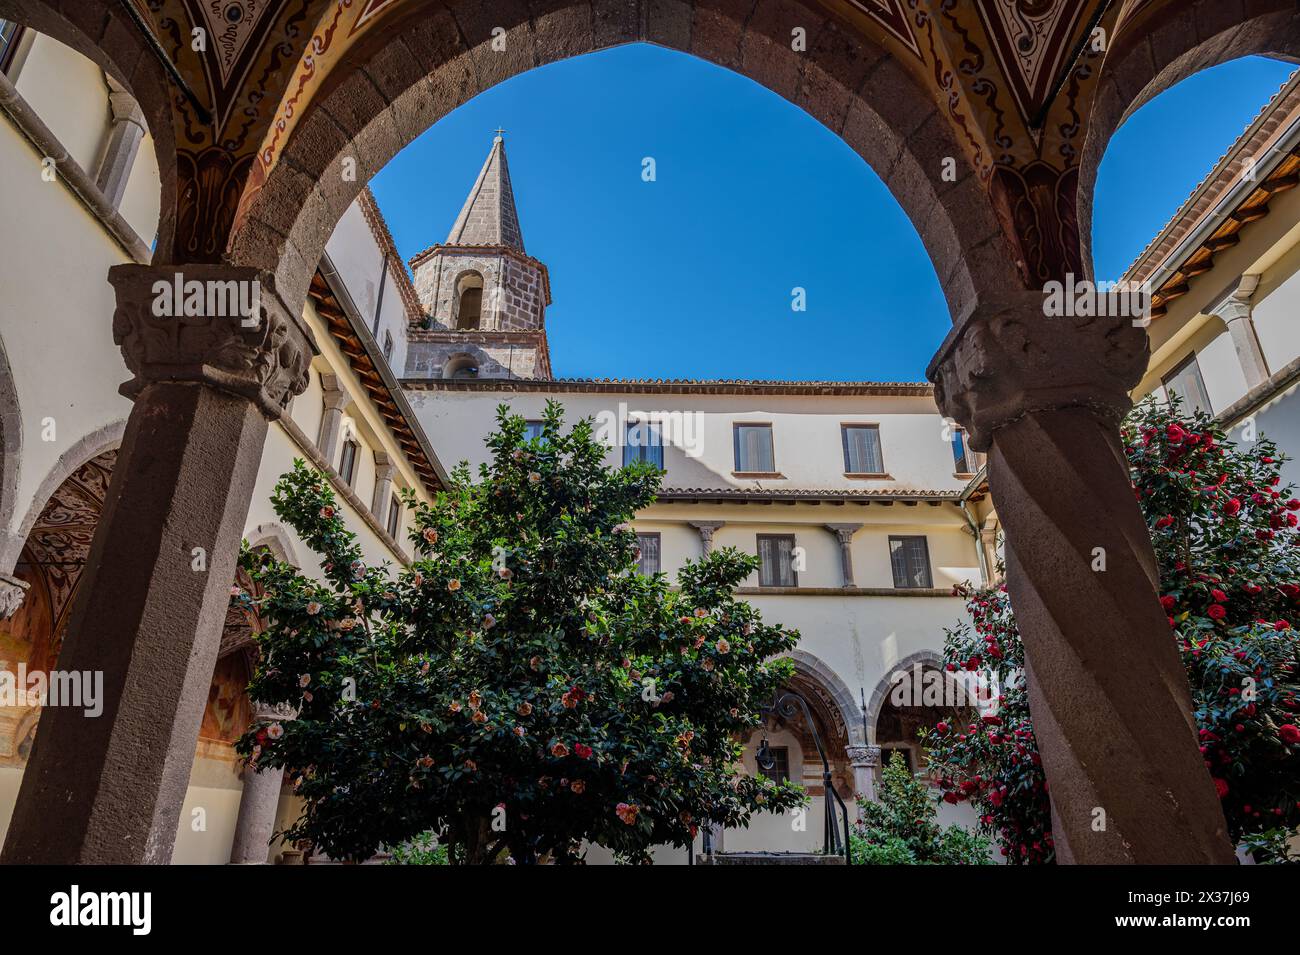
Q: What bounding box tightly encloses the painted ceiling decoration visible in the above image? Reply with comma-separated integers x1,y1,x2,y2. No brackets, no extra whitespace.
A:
843,0,922,59
976,0,1092,126
20,450,116,643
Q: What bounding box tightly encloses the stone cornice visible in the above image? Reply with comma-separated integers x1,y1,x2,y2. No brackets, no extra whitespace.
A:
402,377,934,397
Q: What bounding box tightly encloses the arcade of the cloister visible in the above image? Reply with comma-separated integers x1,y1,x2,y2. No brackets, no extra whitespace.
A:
2,0,1296,865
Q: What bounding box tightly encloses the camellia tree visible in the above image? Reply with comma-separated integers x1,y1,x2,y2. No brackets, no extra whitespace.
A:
232,402,805,864
925,397,1300,863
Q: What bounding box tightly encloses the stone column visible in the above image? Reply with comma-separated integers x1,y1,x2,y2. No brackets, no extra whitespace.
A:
688,521,725,555
979,521,1001,584
371,450,395,518
929,296,1234,865
845,744,880,803
316,373,349,463
94,76,147,209
229,702,294,864
824,523,861,587
1215,280,1269,391
0,264,313,864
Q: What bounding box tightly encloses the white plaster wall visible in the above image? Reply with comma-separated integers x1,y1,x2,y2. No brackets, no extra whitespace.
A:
119,130,161,246
12,33,107,173
407,389,967,494
324,201,410,378
0,112,135,554
1251,264,1300,375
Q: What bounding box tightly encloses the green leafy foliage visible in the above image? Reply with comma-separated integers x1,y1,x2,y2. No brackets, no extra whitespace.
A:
924,397,1300,863
850,752,992,865
233,402,804,864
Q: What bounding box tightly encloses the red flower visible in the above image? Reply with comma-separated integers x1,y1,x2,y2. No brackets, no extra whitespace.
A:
1213,777,1229,800
1225,498,1242,516
1211,589,1227,604
573,742,593,759
1280,724,1300,745
1207,604,1227,620
935,721,949,734
1155,516,1175,529
1160,595,1176,611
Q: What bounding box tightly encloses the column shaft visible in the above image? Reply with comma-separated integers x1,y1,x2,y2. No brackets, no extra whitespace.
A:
989,407,1233,863
0,264,312,864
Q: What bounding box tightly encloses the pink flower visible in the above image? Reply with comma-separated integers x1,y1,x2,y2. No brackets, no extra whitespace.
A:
319,506,335,519
306,601,322,615
298,674,311,688
615,802,640,825
447,579,461,592
422,528,439,544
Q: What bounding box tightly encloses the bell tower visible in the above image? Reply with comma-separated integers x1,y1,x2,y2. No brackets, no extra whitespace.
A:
405,134,552,380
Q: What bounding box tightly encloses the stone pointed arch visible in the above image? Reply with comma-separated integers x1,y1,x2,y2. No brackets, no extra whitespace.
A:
1,420,125,575
0,0,180,258
230,0,1019,325
246,521,300,569
1078,0,1300,277
786,648,865,748
863,648,947,746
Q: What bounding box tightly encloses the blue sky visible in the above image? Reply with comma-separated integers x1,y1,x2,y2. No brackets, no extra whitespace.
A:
372,45,1296,382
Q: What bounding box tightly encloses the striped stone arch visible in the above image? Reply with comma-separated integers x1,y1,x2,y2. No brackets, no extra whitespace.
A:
864,648,947,745
787,648,866,749
230,0,1018,326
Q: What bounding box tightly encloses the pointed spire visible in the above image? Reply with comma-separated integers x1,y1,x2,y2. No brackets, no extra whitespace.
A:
445,133,525,252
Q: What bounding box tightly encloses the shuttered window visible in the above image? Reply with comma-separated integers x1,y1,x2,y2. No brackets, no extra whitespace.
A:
842,425,884,474
889,536,932,589
624,422,664,469
757,534,797,587
635,533,661,575
734,424,775,473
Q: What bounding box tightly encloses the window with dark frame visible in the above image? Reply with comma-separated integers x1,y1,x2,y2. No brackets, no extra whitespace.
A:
0,21,24,74
383,329,394,363
1162,354,1213,416
734,423,775,473
757,534,798,588
842,424,885,474
634,532,661,576
758,745,790,784
339,438,359,487
386,495,402,539
523,420,546,443
889,535,933,589
623,421,664,470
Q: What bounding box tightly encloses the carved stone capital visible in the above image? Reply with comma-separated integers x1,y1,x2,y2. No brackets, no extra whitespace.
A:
109,264,316,420
250,700,298,724
0,573,29,619
689,521,725,552
927,297,1148,450
845,744,880,769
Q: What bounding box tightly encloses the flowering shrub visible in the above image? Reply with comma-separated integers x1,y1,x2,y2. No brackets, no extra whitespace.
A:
233,402,804,864
851,751,992,865
925,398,1300,863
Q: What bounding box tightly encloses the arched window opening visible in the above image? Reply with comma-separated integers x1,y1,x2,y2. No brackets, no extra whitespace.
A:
443,355,479,379
455,273,484,330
